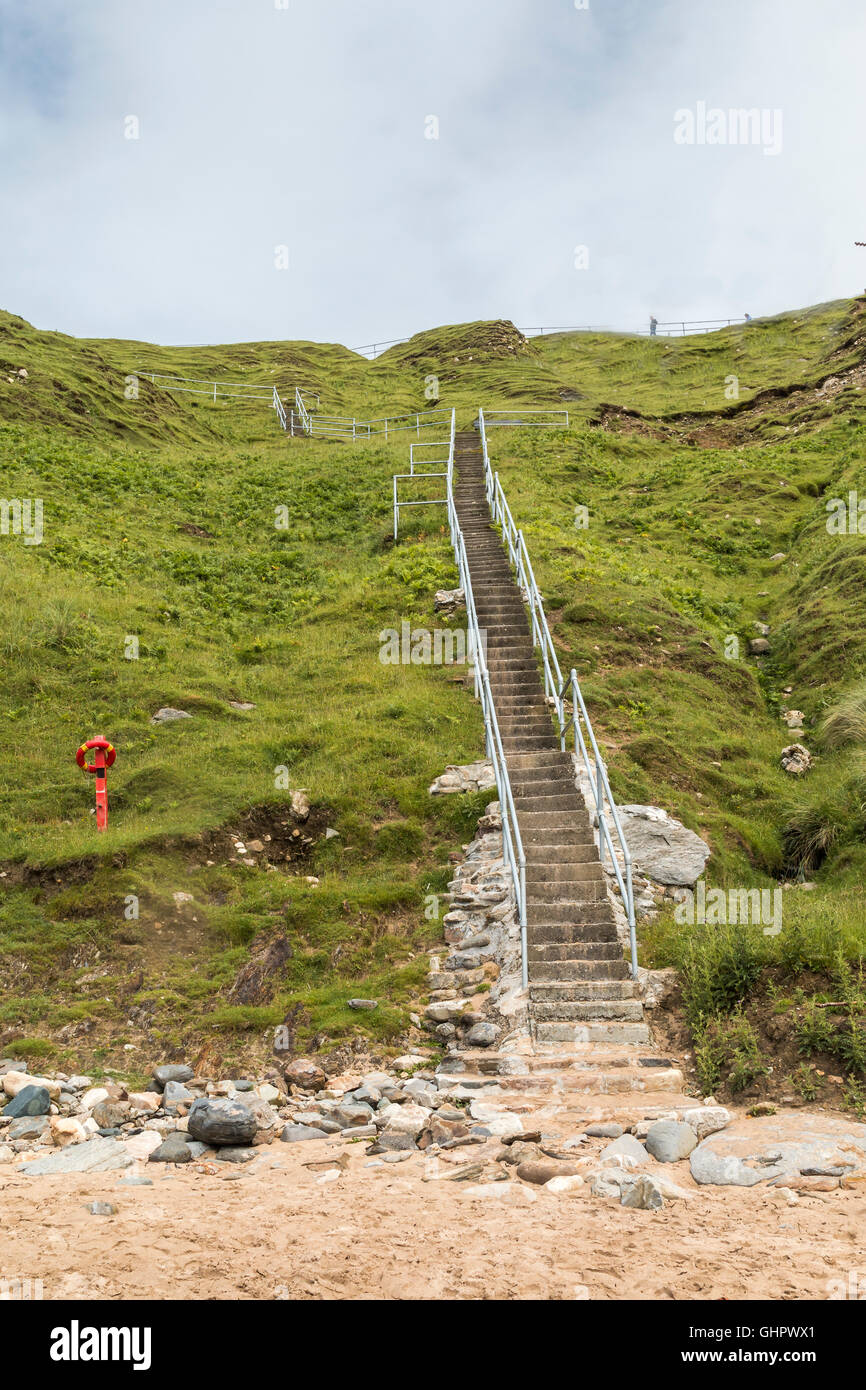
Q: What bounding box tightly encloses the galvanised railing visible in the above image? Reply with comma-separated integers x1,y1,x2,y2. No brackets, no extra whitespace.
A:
391,412,529,987
139,371,278,403
482,408,570,428
273,386,287,431
295,390,452,441
478,408,637,977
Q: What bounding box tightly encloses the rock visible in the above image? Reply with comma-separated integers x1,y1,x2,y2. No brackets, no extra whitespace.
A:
281,1124,328,1144
636,967,678,1009
50,1117,88,1147
347,999,378,1011
748,638,771,656
599,1133,649,1163
429,1116,470,1145
123,1130,164,1162
586,1123,623,1139
429,761,497,796
433,588,465,614
621,1176,664,1210
3,1084,51,1118
781,743,811,775
434,1023,456,1040
215,1147,257,1163
377,1130,417,1152
645,1120,698,1163
21,1136,133,1176
80,1087,110,1110
8,1116,50,1141
609,805,711,887
187,1098,257,1147
3,1071,60,1101
91,1100,131,1128
149,1134,193,1163
85,1201,117,1216
150,707,192,723
290,790,310,821
17,367,28,379
128,1091,161,1112
544,1175,585,1194
465,1022,499,1048
516,1160,584,1185
342,1124,377,1140
381,1103,429,1138
690,1112,866,1186
152,1064,194,1091
334,1102,374,1128
681,1106,731,1140
0,1145,15,1163
283,1058,326,1092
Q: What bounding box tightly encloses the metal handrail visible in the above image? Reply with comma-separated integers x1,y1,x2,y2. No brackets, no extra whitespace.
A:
478,408,637,977
483,408,570,428
272,386,287,431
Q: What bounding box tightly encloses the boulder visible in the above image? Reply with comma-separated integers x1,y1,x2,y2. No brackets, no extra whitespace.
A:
612,806,711,887
152,1064,194,1092
280,1124,328,1144
645,1120,698,1163
465,1022,499,1048
8,1116,49,1141
599,1133,649,1163
150,707,192,723
187,1098,257,1147
690,1112,866,1186
3,1071,60,1101
149,1134,193,1163
3,1085,51,1118
681,1106,731,1141
283,1058,326,1092
21,1136,133,1176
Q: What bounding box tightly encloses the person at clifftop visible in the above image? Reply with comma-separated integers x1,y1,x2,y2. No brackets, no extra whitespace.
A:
649,315,658,336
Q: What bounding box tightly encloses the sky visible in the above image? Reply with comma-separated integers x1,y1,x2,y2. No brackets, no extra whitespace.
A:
1,0,865,348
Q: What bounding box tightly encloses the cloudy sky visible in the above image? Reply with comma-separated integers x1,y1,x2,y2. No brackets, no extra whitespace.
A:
1,0,864,347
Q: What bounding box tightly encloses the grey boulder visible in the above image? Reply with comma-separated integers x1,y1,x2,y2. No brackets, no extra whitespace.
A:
4,1085,51,1118
645,1120,698,1163
21,1136,133,1176
281,1124,328,1144
187,1097,257,1147
152,1064,194,1091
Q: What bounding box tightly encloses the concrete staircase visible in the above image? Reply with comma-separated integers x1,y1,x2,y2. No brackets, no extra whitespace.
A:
452,430,650,1051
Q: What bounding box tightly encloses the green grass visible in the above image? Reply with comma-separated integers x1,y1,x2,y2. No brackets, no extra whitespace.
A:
2,296,866,1082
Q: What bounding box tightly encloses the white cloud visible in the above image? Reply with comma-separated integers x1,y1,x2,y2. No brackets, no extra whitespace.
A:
1,0,864,346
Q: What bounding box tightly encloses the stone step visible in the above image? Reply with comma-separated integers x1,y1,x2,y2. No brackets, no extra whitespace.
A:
530,918,619,942
515,792,584,811
529,939,621,961
528,979,640,1000
534,1021,652,1046
508,751,572,770
530,958,630,980
525,902,615,925
525,863,604,886
530,999,646,1023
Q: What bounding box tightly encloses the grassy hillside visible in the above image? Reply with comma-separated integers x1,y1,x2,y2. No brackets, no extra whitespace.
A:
1,299,864,1102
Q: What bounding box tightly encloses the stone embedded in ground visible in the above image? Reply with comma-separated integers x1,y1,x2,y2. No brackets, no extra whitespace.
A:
465,1022,499,1048
459,1182,537,1206
544,1174,585,1194
516,1160,584,1186
22,1136,133,1176
607,805,711,887
586,1123,623,1139
280,1124,327,1144
748,638,771,656
690,1112,866,1186
428,761,497,796
152,1064,194,1091
215,1147,257,1164
347,999,378,1011
283,1058,326,1092
91,1099,132,1128
150,707,192,723
3,1084,51,1118
123,1130,164,1162
149,1135,193,1163
380,1103,429,1138
599,1133,649,1163
645,1119,698,1163
334,1102,374,1128
636,967,678,1009
187,1097,257,1147
621,1176,664,1210
8,1115,49,1140
290,790,310,821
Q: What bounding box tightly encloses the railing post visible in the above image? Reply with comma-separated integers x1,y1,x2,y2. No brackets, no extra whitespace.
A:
393,476,398,541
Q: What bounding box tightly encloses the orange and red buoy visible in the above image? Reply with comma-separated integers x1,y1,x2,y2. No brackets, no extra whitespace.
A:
76,736,116,831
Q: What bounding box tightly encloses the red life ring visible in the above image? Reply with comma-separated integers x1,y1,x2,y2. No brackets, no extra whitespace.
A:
76,738,117,774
